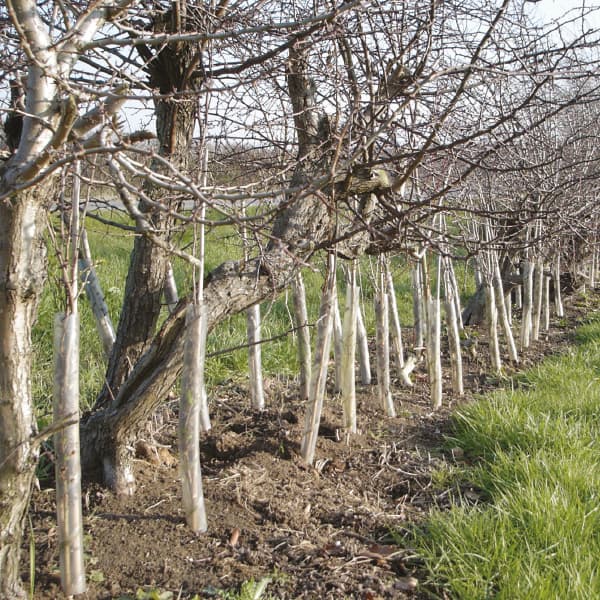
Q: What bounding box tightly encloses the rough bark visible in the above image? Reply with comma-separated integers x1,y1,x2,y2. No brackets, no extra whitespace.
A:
462,270,522,326
0,189,49,598
81,41,393,493
96,8,199,409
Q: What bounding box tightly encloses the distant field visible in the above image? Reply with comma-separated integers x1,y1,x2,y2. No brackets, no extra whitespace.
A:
36,214,475,416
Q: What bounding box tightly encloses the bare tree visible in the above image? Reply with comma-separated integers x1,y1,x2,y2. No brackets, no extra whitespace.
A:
2,1,600,594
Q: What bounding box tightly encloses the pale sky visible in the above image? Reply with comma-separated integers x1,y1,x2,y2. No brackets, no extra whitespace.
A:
528,0,600,30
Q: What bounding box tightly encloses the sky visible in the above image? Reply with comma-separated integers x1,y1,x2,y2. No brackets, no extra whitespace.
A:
528,0,600,30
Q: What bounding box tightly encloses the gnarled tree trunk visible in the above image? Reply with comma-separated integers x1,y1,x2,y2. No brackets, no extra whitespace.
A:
81,40,393,493
0,189,49,597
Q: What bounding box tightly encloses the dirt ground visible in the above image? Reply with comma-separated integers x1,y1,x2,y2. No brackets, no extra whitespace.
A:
25,299,587,599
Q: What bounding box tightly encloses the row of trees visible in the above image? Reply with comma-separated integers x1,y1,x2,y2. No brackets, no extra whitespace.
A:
1,0,600,595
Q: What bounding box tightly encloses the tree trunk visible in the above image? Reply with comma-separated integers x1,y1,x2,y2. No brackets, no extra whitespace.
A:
375,259,395,417
426,295,443,409
412,260,424,350
301,255,336,465
164,262,179,313
332,284,344,393
0,190,48,598
79,228,115,359
341,261,359,433
385,258,405,371
543,273,551,332
520,261,534,350
485,279,502,374
554,254,564,318
96,9,199,409
247,303,265,410
179,303,209,533
53,313,86,595
356,302,372,385
532,259,544,341
494,261,518,363
80,41,393,492
443,258,463,396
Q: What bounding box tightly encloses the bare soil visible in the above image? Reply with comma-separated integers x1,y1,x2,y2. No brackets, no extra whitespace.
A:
25,300,587,599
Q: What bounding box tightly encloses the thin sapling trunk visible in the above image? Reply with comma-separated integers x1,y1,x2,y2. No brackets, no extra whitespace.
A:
53,313,86,596
385,258,405,371
484,278,502,373
532,259,544,341
356,300,372,385
332,284,343,393
179,303,209,533
442,257,464,396
425,255,442,410
291,272,312,401
341,261,359,433
493,259,518,363
301,255,336,465
54,162,86,595
79,228,115,359
520,261,534,350
247,304,265,410
241,202,265,410
375,257,395,417
411,259,424,351
164,262,179,313
554,254,564,318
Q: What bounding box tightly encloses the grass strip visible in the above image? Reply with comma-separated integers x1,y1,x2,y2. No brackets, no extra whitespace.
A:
415,316,600,600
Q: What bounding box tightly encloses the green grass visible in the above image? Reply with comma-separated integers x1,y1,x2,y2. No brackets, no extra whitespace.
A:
413,315,600,599
32,216,427,419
